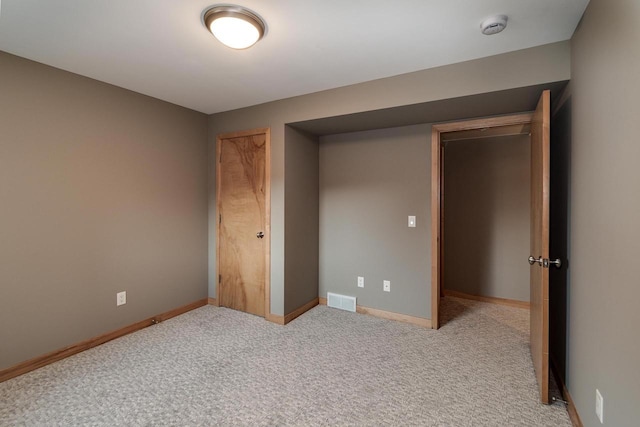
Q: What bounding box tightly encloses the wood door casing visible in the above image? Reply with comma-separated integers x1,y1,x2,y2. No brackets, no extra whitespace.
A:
530,90,551,403
216,129,270,317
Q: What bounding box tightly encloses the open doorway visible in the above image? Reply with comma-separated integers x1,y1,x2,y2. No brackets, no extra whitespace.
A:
431,91,554,404
440,125,532,320
430,113,533,329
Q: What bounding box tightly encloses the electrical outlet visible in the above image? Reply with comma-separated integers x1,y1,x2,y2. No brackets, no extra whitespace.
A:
383,280,391,292
357,276,365,288
595,389,604,423
116,291,127,306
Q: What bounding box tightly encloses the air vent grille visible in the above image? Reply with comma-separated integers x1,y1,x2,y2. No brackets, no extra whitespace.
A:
327,292,356,313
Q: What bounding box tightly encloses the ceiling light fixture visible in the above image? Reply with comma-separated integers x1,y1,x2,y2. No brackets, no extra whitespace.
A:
480,15,508,35
204,5,266,49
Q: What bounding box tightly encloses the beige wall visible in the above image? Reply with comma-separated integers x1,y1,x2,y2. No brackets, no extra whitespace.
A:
444,135,530,301
568,0,640,425
0,52,209,370
284,126,319,313
319,125,431,318
208,42,571,317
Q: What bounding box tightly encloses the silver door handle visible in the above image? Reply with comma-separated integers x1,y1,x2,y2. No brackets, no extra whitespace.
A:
528,256,562,268
528,256,543,266
548,258,562,268
256,232,264,239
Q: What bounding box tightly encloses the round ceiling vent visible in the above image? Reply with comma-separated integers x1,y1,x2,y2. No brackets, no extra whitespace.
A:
480,15,508,35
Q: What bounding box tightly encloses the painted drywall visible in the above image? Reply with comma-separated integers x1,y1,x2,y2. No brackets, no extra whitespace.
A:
208,42,571,317
284,126,319,313
568,0,640,425
319,125,430,318
0,52,209,370
443,135,530,302
291,82,568,136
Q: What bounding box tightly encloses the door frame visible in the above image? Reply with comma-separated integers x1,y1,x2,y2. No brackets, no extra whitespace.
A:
215,127,271,318
430,113,533,329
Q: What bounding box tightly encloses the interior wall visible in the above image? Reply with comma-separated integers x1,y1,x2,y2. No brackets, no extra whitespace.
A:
284,126,319,313
569,0,640,425
443,135,530,302
208,42,571,317
0,52,209,370
319,125,430,318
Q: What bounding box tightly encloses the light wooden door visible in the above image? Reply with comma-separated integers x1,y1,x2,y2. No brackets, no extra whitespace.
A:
529,90,551,403
216,129,270,317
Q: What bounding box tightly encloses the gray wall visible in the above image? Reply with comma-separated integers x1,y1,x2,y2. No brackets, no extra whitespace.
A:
319,125,430,318
208,42,571,317
568,0,640,425
0,52,209,370
443,135,530,302
284,126,319,313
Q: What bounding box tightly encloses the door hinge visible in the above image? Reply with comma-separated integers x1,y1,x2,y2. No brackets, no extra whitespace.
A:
219,214,221,224
218,274,221,283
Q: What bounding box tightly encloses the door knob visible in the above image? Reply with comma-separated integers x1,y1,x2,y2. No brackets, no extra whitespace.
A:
529,256,562,268
547,258,562,268
256,231,264,239
528,256,543,266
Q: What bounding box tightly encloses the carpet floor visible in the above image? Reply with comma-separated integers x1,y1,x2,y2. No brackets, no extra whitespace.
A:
0,297,571,426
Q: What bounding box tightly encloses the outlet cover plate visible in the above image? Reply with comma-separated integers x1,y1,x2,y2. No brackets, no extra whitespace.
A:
383,280,391,292
357,276,364,288
117,291,127,306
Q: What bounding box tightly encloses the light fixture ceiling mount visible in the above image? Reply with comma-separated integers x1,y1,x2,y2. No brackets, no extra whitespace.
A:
204,5,266,49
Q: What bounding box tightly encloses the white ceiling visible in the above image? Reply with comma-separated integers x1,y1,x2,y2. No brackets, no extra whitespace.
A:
0,0,589,114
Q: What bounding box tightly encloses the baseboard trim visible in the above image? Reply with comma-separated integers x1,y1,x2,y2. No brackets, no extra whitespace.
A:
319,297,431,328
562,380,583,427
263,297,320,325
284,297,319,324
0,298,208,383
265,313,285,325
443,289,530,309
550,357,583,427
207,297,219,306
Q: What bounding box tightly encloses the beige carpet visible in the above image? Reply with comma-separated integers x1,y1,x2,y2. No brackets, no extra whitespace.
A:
0,297,571,426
